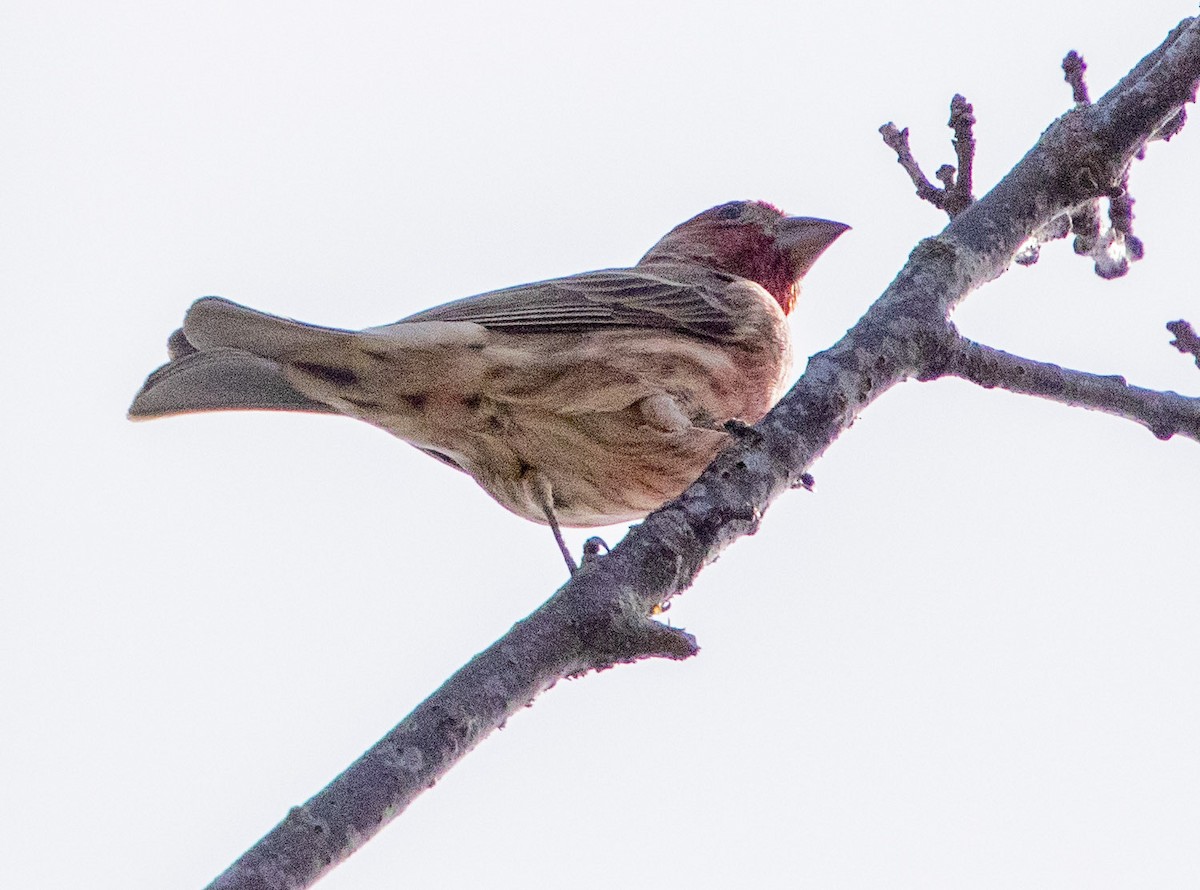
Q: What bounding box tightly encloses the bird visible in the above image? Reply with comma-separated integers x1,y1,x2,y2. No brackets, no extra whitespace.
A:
130,201,848,572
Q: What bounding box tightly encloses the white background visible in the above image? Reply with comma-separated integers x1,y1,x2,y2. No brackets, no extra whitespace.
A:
4,2,1198,887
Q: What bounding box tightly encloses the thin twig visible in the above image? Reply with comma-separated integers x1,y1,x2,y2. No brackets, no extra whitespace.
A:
879,123,944,205
947,95,976,214
948,339,1200,442
1063,50,1091,104
1167,319,1200,368
879,94,977,218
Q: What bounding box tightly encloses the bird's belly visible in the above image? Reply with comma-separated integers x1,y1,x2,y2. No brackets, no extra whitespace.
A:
290,327,787,527
462,405,732,527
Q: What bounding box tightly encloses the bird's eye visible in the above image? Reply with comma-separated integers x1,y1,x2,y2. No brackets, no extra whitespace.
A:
716,203,743,221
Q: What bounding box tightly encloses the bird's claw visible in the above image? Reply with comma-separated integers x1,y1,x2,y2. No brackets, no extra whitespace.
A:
722,418,763,445
581,536,610,566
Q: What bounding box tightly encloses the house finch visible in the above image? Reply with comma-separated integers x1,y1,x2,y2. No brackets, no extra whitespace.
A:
130,201,848,570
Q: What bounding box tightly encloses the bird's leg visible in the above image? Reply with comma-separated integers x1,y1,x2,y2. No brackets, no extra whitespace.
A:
534,481,578,575
547,510,578,575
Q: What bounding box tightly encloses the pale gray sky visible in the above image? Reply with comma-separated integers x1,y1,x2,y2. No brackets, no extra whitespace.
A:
3,2,1198,888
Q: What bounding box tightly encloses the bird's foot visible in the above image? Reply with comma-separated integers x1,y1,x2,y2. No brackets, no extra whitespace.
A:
722,418,763,445
581,536,609,567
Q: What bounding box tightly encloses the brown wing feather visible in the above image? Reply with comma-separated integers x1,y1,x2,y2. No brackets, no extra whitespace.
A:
393,268,742,342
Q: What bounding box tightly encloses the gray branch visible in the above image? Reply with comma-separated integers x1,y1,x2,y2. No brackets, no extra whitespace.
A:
880,94,978,218
1168,319,1200,368
947,339,1200,441
207,15,1200,890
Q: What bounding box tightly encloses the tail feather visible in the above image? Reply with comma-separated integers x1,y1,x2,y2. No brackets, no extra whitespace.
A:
128,347,334,419
129,296,361,419
183,296,355,358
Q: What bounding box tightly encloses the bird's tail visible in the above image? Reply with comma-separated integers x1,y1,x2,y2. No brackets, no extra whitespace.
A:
127,347,336,418
128,297,345,419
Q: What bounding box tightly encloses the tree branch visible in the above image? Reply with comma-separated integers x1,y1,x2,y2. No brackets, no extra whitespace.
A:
879,94,977,218
208,562,698,890
945,339,1200,441
1063,50,1091,105
1168,319,1200,368
207,15,1200,889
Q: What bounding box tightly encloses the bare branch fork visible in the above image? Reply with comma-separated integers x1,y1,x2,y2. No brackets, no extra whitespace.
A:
209,17,1200,890
880,93,977,217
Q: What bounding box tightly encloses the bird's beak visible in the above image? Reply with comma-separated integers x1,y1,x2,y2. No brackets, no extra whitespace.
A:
777,217,850,275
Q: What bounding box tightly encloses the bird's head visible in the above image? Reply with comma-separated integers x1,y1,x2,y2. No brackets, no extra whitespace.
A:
639,200,849,314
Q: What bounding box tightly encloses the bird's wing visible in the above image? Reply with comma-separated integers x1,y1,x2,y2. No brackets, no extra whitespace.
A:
389,268,743,342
